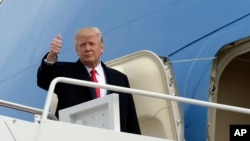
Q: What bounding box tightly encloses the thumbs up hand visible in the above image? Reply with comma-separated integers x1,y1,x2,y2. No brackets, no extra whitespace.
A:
47,34,62,62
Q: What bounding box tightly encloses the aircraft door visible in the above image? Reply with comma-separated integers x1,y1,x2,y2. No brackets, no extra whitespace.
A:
106,50,184,141
208,37,250,141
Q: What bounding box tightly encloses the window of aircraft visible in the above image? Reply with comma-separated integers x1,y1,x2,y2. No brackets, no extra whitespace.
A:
0,0,3,5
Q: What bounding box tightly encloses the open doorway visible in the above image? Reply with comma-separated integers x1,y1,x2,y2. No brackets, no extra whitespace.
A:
208,36,250,141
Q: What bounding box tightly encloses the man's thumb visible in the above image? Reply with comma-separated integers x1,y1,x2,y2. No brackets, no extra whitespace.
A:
56,34,62,40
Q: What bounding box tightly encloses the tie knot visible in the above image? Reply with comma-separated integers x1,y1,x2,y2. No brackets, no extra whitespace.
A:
91,69,97,74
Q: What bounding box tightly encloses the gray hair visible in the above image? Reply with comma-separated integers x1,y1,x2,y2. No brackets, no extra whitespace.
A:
75,27,103,43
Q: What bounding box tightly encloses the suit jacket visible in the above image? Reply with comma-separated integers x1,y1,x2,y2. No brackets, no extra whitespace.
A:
37,54,141,134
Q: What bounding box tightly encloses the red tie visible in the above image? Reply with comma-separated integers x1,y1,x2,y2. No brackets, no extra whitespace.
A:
90,69,101,98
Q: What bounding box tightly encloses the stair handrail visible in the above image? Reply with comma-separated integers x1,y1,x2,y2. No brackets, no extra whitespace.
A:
0,99,58,121
36,76,250,141
41,77,250,122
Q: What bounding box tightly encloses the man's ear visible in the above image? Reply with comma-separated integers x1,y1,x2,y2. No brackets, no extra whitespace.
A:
75,45,79,56
101,44,104,54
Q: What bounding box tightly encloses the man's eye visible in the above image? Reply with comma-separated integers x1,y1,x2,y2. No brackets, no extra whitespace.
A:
79,43,86,47
89,42,95,46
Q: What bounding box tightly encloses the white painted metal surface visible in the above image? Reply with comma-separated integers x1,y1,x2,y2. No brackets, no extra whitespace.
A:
0,115,173,141
59,94,120,131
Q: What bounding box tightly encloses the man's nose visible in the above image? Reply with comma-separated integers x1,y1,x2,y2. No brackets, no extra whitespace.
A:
85,44,91,50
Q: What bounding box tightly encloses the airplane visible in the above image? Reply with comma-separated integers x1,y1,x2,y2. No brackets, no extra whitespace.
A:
0,0,250,141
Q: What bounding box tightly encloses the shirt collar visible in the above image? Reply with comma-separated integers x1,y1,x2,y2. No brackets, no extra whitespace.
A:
85,63,103,75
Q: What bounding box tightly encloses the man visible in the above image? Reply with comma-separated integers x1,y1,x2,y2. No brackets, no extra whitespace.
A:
37,27,141,134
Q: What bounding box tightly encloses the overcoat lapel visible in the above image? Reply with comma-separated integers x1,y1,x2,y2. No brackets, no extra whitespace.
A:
74,60,97,99
101,62,114,95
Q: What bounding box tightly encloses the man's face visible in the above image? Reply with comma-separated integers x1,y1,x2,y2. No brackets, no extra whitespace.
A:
75,35,104,68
